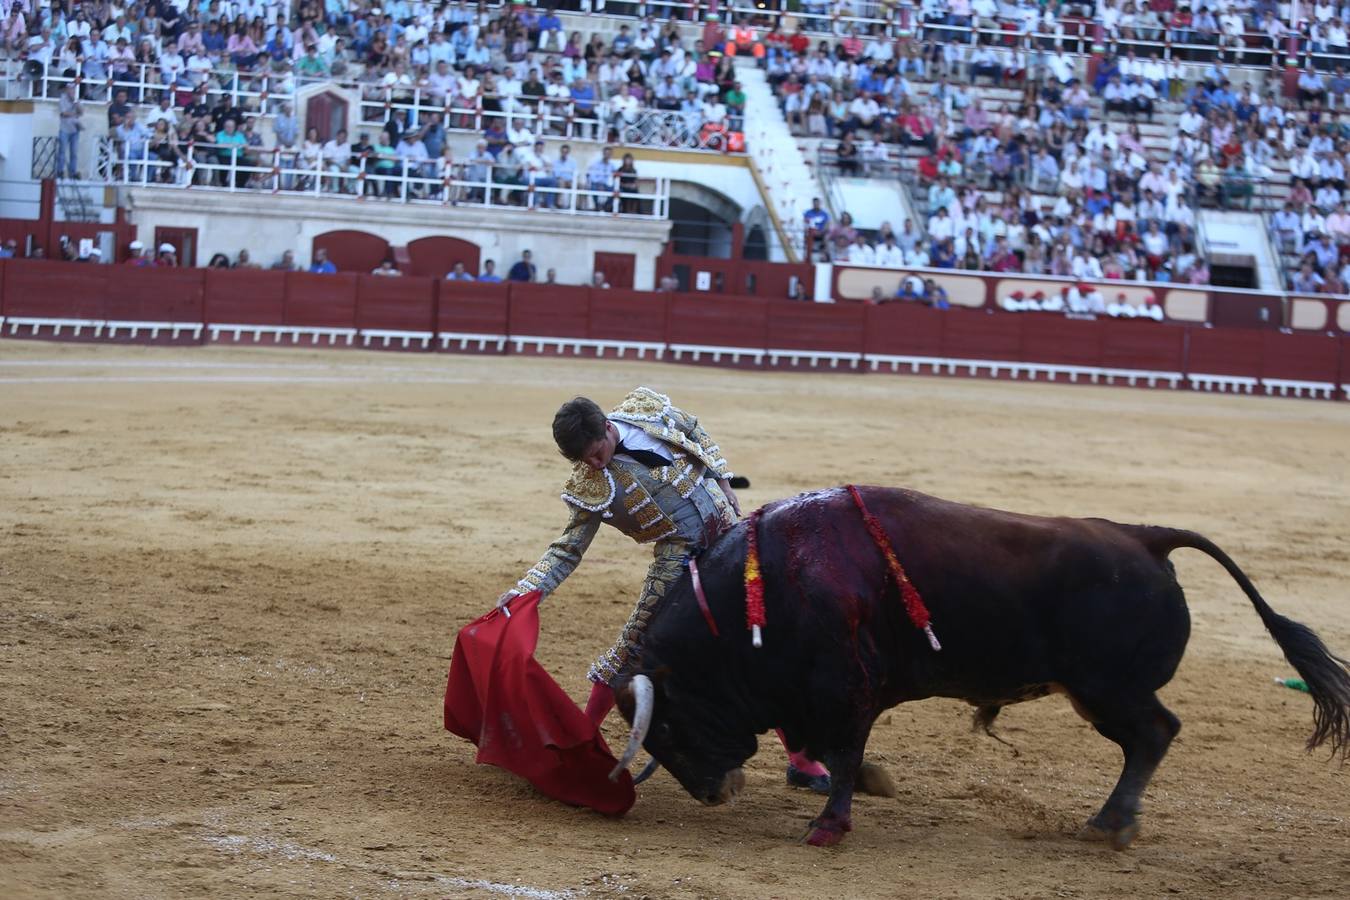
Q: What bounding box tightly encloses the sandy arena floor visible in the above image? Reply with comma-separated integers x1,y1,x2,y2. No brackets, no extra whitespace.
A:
1,341,1348,899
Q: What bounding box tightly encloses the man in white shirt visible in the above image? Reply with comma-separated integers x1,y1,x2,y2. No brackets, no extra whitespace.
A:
846,234,876,265
874,234,904,267
1047,50,1075,84
1177,104,1204,137
158,47,186,86
144,94,179,129
928,206,956,241
428,59,458,105
497,64,524,114
322,128,353,188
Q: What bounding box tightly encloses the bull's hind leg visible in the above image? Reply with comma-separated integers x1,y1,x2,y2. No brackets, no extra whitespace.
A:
1073,692,1181,850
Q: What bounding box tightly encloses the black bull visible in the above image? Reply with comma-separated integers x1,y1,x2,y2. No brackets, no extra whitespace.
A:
611,486,1350,848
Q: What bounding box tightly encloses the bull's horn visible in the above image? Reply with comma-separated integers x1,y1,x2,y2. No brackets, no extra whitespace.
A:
633,758,661,785
608,674,654,781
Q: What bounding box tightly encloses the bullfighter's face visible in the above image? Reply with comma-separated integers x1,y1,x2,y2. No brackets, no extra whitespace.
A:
581,420,619,472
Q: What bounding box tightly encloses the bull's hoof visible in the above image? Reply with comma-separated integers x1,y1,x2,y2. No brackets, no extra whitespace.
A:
1076,818,1140,851
786,764,830,794
857,761,897,798
803,819,851,847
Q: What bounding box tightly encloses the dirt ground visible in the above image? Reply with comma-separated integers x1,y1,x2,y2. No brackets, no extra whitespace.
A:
1,341,1348,899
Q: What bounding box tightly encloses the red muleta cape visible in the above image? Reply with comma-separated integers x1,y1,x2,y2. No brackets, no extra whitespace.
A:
443,591,636,816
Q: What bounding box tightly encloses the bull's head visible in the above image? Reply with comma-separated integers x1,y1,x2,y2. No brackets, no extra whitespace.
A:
608,671,758,806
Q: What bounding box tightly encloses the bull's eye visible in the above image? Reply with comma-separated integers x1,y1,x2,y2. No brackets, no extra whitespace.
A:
655,720,673,740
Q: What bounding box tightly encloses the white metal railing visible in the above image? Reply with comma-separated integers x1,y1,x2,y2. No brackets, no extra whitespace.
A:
4,57,296,114
356,88,739,152
100,140,670,219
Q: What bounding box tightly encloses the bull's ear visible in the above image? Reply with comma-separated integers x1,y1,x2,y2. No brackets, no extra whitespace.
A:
647,665,673,691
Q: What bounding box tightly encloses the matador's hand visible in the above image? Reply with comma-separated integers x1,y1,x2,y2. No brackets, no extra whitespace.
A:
719,478,742,517
495,590,519,611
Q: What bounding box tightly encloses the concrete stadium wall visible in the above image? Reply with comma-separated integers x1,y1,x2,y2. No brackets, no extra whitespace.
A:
1,258,1346,402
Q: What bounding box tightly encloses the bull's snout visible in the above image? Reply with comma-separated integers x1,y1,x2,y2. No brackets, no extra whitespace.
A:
700,768,746,806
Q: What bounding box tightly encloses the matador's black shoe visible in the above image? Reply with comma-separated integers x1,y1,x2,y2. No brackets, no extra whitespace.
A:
786,764,831,794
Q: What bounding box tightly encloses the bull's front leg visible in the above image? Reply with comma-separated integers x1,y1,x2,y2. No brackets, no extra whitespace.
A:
803,740,866,847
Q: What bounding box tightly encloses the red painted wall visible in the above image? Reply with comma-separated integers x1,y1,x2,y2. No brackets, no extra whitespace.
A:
1,260,1345,397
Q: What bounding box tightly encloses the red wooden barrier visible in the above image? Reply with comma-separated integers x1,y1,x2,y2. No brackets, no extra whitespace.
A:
104,266,205,323
1018,315,1104,368
589,289,670,343
437,280,510,351
508,283,590,339
1259,331,1342,384
1101,319,1187,373
862,303,945,357
764,300,865,353
356,274,435,334
2,259,106,319
284,271,358,328
667,293,769,355
204,268,286,325
941,309,1022,362
1185,327,1264,378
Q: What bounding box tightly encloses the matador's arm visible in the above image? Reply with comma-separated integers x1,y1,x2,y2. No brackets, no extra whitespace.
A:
502,505,602,602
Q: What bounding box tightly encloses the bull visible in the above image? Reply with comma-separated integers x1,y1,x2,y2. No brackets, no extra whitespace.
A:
608,487,1350,848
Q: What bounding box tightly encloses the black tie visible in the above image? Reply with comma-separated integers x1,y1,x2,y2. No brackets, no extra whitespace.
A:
616,441,669,469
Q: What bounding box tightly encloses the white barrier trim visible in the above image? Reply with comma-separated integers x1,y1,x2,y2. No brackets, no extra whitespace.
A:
865,353,1184,388
1262,378,1337,399
360,329,434,350
1187,373,1259,394
667,343,766,365
766,348,862,369
103,320,204,340
508,334,665,359
208,323,357,345
436,331,507,352
6,316,106,337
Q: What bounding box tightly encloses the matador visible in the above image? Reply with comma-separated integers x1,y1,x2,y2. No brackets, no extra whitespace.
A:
498,387,831,792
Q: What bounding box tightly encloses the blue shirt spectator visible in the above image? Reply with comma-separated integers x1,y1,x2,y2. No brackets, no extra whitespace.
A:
803,198,830,233
309,249,336,274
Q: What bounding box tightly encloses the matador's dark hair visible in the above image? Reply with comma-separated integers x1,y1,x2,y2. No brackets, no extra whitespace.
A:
552,396,609,461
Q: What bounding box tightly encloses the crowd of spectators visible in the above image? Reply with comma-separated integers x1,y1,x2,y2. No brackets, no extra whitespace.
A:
776,34,1350,287
757,3,1350,291
5,1,753,195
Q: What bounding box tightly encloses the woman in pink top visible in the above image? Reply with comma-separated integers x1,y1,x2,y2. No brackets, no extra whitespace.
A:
228,26,259,71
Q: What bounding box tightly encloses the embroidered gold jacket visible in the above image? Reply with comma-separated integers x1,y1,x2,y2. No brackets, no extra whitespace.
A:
510,387,735,598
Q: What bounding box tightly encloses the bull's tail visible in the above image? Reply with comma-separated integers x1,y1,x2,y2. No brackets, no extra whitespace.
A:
1132,525,1350,760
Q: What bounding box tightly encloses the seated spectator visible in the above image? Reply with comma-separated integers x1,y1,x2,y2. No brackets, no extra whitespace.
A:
846,233,875,265
895,276,925,302
875,234,904,268
446,261,475,281
309,248,336,274
1292,259,1326,293
479,259,503,282
922,278,950,310
508,249,537,282
371,259,402,276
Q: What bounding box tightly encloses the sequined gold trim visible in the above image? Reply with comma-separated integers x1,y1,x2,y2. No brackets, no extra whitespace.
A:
561,465,616,511
610,386,673,423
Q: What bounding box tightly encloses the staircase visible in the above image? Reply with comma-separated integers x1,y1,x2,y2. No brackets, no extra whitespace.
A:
739,65,816,263
55,180,101,223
